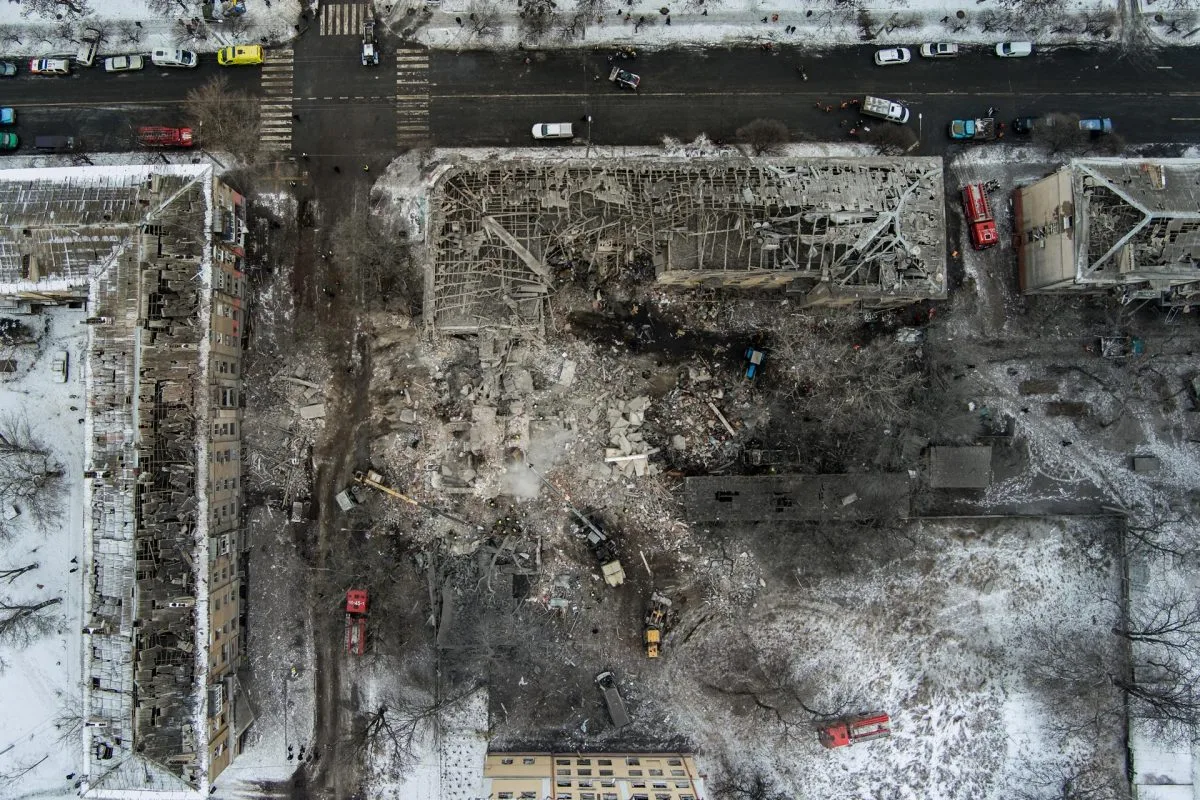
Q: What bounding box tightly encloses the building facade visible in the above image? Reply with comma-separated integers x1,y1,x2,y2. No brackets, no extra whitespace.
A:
0,165,250,795
483,753,705,800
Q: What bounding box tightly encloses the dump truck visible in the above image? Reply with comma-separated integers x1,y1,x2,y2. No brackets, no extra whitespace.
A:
345,589,368,655
949,117,997,141
579,516,626,587
862,95,910,124
962,183,998,250
643,592,673,658
818,712,892,748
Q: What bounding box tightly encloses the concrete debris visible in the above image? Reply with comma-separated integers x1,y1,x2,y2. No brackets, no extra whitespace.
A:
604,396,659,480
399,409,418,424
299,403,326,420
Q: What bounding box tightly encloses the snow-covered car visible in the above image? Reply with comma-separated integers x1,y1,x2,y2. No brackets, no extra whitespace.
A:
874,47,911,66
76,29,100,67
608,66,640,90
995,41,1033,58
0,108,14,125
150,49,198,68
104,55,144,73
50,351,68,382
531,122,574,140
919,42,959,58
29,58,71,76
0,62,16,77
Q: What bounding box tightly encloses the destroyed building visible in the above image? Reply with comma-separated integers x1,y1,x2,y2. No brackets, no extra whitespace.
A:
0,165,250,794
1015,158,1200,308
427,158,948,333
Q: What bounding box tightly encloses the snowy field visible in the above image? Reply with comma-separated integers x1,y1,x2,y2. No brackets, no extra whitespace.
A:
0,307,89,800
663,517,1126,800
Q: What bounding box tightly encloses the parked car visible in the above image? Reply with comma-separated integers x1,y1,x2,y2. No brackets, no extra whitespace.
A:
995,41,1033,57
0,62,17,77
874,47,912,66
29,58,71,76
1012,116,1038,134
104,55,144,73
0,108,13,126
217,45,264,66
920,42,959,58
531,122,574,140
1079,117,1113,135
50,351,68,382
608,66,640,90
0,132,16,150
150,49,198,68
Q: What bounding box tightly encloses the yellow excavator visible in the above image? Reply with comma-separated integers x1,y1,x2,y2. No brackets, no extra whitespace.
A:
643,592,672,658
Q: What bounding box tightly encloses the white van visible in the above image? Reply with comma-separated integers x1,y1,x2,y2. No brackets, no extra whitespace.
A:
76,28,100,67
151,49,198,68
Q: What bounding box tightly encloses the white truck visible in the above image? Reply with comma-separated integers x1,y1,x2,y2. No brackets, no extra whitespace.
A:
862,95,910,124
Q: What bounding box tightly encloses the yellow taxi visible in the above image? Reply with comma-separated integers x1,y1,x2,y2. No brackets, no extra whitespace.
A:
216,45,264,66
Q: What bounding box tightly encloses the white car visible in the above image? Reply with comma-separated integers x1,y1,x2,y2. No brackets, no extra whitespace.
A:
150,49,197,68
995,41,1033,57
50,351,68,382
874,47,911,66
920,42,959,58
104,55,144,73
29,58,71,76
532,122,574,140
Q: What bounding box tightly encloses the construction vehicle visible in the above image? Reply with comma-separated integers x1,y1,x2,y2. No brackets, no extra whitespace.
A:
345,589,368,655
594,670,631,728
949,117,998,141
335,485,361,512
744,347,765,380
818,712,892,748
360,17,379,66
962,183,998,250
643,592,672,658
529,464,626,587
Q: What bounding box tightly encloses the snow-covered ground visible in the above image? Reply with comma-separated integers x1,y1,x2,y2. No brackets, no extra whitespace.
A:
0,307,89,800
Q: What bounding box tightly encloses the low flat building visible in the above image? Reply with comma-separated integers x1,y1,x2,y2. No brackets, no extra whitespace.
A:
0,165,249,795
483,752,705,800
1014,158,1200,307
684,474,911,523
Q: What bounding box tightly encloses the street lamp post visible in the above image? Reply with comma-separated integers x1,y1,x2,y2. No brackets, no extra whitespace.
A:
918,112,923,148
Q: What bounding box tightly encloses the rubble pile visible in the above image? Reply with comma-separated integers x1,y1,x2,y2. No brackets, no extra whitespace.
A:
600,395,659,479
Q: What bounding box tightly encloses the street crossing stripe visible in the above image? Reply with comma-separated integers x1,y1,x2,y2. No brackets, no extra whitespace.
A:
320,2,369,36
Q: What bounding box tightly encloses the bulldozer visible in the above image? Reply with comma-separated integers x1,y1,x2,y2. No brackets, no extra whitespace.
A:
643,592,672,658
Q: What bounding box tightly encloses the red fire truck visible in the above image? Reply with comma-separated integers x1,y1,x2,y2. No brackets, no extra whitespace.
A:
345,589,368,655
818,712,892,748
962,183,998,250
135,126,194,148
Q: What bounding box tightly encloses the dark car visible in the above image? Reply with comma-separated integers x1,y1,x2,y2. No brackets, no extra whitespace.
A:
0,62,16,77
1012,116,1038,135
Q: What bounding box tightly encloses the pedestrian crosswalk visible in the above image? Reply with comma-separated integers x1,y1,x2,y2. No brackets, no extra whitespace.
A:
395,47,430,147
319,2,370,36
259,48,294,152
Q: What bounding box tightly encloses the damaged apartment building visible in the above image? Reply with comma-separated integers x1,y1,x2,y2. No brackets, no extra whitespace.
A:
426,158,948,334
0,165,250,795
1015,158,1200,310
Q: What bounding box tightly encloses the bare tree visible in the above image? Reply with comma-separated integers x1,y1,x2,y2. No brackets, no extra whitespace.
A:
19,0,93,19
465,0,502,38
184,75,261,160
1110,590,1200,728
556,11,589,41
0,414,64,528
355,682,481,773
710,767,790,800
144,0,192,13
1014,758,1126,800
736,118,789,156
0,27,22,47
117,20,143,47
0,563,38,584
0,597,62,647
861,123,918,155
330,205,419,313
1033,113,1089,154
519,0,559,42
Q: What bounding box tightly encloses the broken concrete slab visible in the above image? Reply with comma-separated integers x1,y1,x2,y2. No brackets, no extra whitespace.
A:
299,403,326,420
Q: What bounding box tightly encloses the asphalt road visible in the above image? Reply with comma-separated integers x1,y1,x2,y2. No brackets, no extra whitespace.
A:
3,36,1200,157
